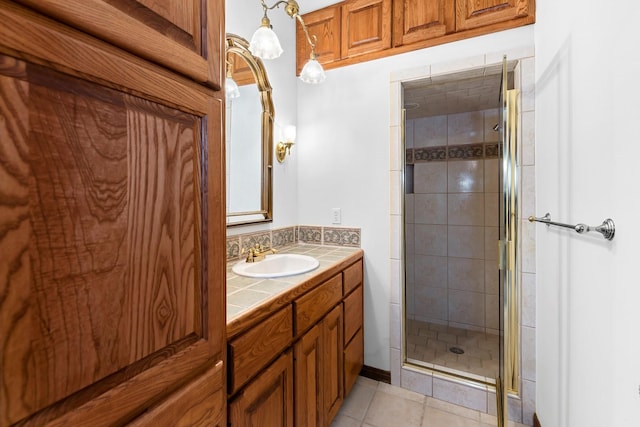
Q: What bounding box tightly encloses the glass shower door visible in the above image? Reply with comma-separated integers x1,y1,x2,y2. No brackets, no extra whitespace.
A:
497,56,520,427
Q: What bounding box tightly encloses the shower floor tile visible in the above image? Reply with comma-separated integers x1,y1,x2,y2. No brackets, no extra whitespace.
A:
406,319,499,381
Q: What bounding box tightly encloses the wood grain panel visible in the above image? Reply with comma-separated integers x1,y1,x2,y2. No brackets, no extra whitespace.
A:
0,52,214,425
344,327,363,396
12,0,222,88
294,323,323,427
456,0,531,30
343,285,363,345
343,259,363,295
323,305,343,424
295,274,342,336
229,351,294,427
129,360,225,427
341,0,391,58
229,305,293,394
392,0,454,47
296,6,341,75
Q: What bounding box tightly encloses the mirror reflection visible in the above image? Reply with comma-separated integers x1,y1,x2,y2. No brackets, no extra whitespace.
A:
225,34,273,226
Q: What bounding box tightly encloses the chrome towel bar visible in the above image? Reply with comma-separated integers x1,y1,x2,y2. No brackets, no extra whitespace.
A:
528,213,615,241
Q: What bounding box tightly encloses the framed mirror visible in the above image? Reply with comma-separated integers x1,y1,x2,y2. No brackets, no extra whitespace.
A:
225,33,273,226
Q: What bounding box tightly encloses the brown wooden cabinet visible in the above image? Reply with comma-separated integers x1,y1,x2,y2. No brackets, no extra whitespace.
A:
0,1,226,426
13,0,222,87
297,0,534,72
229,351,294,427
341,0,392,58
455,0,532,31
294,305,344,427
392,0,455,47
342,260,364,396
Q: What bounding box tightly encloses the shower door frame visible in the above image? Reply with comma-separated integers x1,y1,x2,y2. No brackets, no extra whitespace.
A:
393,53,533,421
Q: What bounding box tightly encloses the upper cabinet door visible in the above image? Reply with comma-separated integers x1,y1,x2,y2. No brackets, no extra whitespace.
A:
455,0,533,31
392,0,454,47
13,0,223,89
341,0,392,58
296,5,341,75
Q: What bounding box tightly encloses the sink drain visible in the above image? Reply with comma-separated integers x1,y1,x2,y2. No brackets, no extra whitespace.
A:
449,346,465,355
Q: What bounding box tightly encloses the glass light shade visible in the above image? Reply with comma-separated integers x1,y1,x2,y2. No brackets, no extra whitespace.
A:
283,125,296,143
249,26,283,60
299,58,326,84
225,76,240,100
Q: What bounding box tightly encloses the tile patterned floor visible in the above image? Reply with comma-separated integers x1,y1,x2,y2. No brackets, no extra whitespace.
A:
331,377,530,427
406,319,499,382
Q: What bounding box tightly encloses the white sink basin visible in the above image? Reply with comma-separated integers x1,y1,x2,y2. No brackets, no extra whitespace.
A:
232,254,320,278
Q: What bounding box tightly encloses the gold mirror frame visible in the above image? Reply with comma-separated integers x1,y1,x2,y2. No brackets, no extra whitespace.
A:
225,33,273,227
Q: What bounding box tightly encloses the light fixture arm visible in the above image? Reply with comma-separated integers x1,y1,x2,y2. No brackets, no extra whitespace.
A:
258,0,317,57
295,14,319,58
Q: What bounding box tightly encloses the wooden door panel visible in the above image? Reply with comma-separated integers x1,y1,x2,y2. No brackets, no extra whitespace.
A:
129,361,225,427
13,0,222,88
456,0,531,30
323,305,343,424
0,49,221,426
296,6,341,75
392,0,454,47
229,351,294,427
341,0,391,58
294,324,323,427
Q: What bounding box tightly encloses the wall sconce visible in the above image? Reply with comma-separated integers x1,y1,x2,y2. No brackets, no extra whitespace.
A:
249,0,326,84
276,125,296,163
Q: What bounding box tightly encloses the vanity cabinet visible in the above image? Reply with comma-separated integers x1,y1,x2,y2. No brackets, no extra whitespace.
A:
227,257,363,427
0,2,226,426
12,0,222,87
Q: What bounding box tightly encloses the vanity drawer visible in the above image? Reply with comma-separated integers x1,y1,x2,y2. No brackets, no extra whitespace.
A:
295,274,342,336
343,284,363,345
229,305,293,394
343,260,363,295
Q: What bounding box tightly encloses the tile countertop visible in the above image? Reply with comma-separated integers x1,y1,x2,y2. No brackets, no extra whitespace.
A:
226,244,364,339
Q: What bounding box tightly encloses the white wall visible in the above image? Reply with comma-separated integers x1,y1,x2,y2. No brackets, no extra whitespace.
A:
535,1,640,426
226,0,300,233
297,26,534,371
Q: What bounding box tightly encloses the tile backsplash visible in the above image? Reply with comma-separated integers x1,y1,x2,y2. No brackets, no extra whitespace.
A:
226,225,361,261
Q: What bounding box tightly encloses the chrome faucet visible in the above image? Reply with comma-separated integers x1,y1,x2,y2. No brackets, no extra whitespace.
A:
243,243,277,263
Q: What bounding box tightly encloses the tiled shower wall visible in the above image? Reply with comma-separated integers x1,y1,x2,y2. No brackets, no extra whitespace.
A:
405,108,501,334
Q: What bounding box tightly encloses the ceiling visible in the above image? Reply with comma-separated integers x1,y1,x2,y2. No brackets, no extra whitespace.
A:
403,64,515,119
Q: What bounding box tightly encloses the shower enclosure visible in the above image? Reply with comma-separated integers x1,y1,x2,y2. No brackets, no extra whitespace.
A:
402,58,519,426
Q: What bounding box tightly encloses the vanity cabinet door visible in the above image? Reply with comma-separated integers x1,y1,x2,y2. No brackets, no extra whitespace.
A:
455,0,534,31
296,5,342,76
13,0,223,88
392,0,454,47
229,351,294,427
323,305,344,424
341,0,392,58
294,323,324,427
0,3,226,426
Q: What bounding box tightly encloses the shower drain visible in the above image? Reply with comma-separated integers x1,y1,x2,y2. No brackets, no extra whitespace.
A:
449,346,465,355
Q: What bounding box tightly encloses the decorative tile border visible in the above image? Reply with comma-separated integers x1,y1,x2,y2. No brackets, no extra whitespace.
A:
323,227,361,247
407,142,501,164
226,225,361,261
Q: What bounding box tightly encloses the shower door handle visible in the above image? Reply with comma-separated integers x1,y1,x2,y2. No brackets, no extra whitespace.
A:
498,240,515,272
